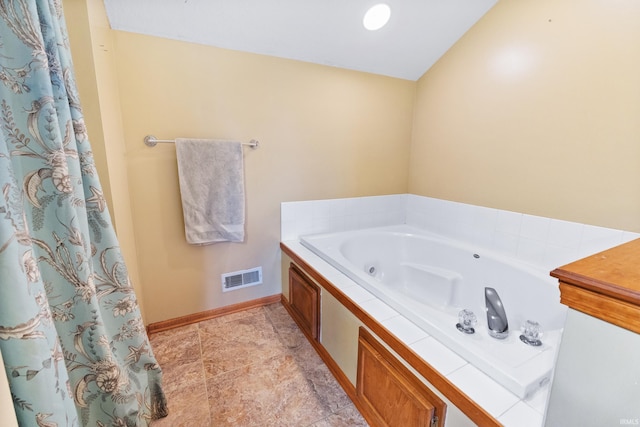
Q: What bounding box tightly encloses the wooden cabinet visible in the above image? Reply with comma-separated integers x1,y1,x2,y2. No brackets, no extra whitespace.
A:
288,263,320,340
357,327,445,427
547,239,640,425
550,238,640,334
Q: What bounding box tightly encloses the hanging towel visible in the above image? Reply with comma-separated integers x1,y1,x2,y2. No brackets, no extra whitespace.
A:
175,138,245,244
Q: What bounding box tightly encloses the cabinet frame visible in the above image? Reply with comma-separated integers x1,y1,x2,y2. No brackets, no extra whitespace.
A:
357,327,446,427
288,263,321,341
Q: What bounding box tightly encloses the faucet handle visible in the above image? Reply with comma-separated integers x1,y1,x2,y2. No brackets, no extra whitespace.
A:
456,309,477,334
520,320,543,346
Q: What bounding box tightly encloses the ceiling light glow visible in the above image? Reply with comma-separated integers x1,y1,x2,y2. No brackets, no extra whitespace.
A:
363,4,391,31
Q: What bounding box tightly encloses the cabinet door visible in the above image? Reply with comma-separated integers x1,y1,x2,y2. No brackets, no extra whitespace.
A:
357,328,445,427
288,264,320,340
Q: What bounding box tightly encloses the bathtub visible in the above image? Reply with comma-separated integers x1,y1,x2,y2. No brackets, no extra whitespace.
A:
300,224,567,399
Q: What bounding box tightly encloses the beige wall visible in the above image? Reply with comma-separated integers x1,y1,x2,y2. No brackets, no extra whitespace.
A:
65,0,640,325
63,0,113,217
0,350,18,427
409,0,640,232
64,0,146,318
112,32,415,323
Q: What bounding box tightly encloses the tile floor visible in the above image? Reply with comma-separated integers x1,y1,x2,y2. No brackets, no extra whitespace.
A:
149,302,369,427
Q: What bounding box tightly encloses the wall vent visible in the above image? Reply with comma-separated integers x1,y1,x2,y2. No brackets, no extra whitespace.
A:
221,267,262,292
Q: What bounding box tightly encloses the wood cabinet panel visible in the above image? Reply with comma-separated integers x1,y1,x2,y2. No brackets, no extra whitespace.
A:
288,263,320,340
357,328,445,427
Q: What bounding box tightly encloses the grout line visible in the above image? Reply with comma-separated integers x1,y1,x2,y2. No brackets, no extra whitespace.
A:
194,322,212,422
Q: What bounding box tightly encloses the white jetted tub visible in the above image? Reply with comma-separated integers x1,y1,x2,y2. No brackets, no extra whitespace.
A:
300,224,567,398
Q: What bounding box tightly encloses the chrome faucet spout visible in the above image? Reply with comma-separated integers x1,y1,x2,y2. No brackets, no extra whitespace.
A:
485,287,509,339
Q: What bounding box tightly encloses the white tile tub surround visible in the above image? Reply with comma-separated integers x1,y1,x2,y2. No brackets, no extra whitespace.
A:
280,194,640,426
381,315,429,345
282,195,640,266
403,195,640,271
280,194,407,241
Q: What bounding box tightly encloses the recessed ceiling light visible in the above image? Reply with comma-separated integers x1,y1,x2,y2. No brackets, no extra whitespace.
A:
363,4,391,31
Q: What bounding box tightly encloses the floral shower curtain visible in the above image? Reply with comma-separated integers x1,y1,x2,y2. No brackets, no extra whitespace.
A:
0,1,167,426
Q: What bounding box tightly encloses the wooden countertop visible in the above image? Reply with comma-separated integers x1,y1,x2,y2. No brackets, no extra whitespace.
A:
550,238,640,334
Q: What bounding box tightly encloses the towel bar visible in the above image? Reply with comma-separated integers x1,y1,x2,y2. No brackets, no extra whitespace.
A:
144,135,259,149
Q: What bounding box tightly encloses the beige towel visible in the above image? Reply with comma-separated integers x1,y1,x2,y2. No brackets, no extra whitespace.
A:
175,138,245,244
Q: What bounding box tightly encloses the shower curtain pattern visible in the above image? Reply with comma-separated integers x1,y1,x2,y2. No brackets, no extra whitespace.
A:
0,0,167,425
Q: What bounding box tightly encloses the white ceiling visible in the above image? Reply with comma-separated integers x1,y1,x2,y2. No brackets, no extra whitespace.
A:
102,0,497,81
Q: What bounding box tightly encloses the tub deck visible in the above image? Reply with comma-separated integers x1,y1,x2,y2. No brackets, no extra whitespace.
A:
282,239,550,426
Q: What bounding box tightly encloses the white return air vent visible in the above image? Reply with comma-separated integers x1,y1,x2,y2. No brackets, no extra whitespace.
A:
221,267,262,292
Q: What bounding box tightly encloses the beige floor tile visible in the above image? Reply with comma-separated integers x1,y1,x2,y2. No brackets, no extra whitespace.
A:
266,304,309,350
150,327,201,370
160,360,206,396
205,306,265,325
150,302,368,427
284,336,353,414
149,323,199,340
152,386,211,427
207,354,332,426
310,404,370,427
199,310,287,378
264,302,296,328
